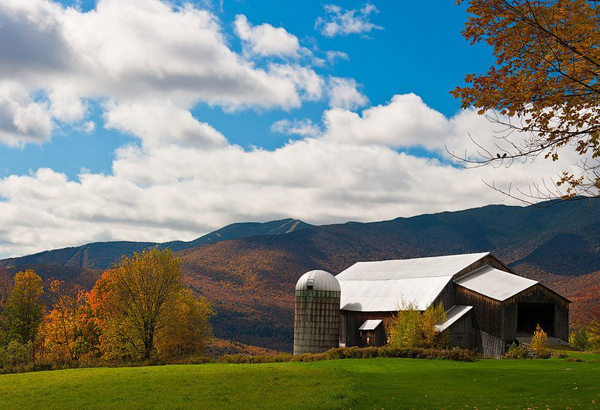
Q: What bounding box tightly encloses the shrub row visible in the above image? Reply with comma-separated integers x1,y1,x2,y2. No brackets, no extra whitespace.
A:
219,346,479,364
504,345,560,360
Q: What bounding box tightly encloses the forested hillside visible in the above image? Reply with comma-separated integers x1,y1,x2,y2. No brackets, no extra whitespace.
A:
1,200,598,351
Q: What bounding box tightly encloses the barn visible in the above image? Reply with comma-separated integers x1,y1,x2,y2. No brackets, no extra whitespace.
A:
293,252,570,358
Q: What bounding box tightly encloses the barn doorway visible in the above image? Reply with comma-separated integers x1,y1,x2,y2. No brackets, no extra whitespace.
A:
517,303,555,336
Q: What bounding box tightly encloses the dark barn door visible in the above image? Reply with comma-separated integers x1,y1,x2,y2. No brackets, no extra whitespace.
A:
517,303,555,336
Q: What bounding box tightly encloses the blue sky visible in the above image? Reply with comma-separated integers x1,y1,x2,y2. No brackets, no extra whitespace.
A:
0,0,493,179
2,0,566,257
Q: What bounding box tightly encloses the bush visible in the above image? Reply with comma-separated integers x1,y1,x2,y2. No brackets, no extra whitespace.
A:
219,346,478,364
219,353,294,364
388,303,450,349
176,356,213,365
569,328,591,351
504,345,531,359
553,351,568,359
0,341,32,367
534,348,552,359
530,324,548,352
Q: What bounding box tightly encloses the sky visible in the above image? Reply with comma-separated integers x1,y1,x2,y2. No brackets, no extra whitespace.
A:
0,0,582,258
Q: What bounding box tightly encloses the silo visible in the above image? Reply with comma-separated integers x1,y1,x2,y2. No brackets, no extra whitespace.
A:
293,270,341,355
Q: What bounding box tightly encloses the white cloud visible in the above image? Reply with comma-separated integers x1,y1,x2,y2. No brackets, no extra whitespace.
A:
0,93,581,257
315,3,383,38
326,50,350,65
103,101,227,149
268,64,324,102
271,119,322,137
234,14,300,58
0,82,53,147
327,77,368,110
83,121,95,133
322,94,449,149
0,0,327,146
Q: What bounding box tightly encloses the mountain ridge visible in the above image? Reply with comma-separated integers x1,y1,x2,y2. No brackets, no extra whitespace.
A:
1,200,598,351
0,218,311,270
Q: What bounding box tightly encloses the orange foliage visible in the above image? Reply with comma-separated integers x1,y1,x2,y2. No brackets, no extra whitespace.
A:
40,280,99,362
454,0,600,197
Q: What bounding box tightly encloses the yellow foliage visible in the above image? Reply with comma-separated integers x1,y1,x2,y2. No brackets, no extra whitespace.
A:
388,302,449,349
531,324,548,352
155,289,214,358
90,249,213,360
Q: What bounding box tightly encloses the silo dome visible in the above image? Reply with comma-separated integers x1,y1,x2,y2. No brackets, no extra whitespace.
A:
293,269,341,355
295,270,341,292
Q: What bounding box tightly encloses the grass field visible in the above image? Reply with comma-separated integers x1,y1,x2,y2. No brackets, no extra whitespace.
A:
0,356,599,409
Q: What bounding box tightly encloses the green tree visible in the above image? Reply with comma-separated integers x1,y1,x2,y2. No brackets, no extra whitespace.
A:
3,270,44,347
0,267,12,346
453,0,600,202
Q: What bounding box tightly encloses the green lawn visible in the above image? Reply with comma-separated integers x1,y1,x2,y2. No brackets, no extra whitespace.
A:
0,357,598,409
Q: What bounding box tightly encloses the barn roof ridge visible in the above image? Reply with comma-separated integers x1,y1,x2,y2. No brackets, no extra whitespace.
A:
336,251,491,312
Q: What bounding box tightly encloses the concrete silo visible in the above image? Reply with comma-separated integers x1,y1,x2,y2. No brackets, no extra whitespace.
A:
293,270,341,355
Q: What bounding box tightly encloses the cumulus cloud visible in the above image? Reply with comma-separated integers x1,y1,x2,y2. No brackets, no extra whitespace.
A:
234,14,301,58
315,3,383,38
0,82,53,147
0,0,326,146
327,77,369,110
323,93,449,149
0,93,580,257
0,0,575,259
103,101,227,149
271,119,322,137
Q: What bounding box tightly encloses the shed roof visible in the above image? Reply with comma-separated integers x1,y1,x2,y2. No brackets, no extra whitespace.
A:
359,319,382,331
454,265,538,301
337,252,489,311
435,305,473,332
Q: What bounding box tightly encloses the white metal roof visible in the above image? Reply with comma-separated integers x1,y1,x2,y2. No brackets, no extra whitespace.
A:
336,252,489,312
359,319,382,331
295,270,341,292
454,265,538,301
435,305,473,332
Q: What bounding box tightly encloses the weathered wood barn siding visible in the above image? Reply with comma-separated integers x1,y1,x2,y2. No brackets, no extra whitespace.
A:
446,310,473,349
504,284,570,341
474,330,505,358
341,311,394,347
455,286,505,339
456,283,570,342
360,324,386,347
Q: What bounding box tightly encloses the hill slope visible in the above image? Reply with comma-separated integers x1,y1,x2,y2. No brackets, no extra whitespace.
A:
2,200,598,351
179,200,599,350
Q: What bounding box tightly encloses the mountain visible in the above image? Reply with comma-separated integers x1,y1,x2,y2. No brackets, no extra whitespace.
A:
163,218,311,252
0,218,310,270
1,200,598,351
179,199,599,350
